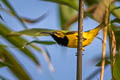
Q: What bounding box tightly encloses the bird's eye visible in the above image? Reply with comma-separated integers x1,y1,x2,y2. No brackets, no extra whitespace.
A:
55,32,59,34
55,32,58,34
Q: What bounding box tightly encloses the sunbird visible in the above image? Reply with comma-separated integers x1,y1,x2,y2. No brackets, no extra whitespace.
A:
41,22,106,50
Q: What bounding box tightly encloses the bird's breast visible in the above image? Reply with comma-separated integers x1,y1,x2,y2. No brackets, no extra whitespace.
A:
66,33,78,48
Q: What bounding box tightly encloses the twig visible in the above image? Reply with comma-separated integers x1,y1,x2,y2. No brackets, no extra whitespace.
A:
76,0,84,80
100,8,109,80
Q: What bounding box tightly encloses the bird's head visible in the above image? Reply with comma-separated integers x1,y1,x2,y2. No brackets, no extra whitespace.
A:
51,31,65,38
41,31,65,38
41,31,68,46
51,31,68,46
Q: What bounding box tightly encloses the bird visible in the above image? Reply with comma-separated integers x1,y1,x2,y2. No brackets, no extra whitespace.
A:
41,22,106,50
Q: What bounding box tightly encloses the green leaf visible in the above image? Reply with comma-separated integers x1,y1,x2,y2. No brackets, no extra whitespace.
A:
0,47,31,80
21,13,47,24
85,0,111,22
111,7,120,11
0,23,39,65
26,40,56,46
111,18,120,24
0,75,6,80
7,28,70,37
0,5,47,24
96,59,110,66
40,48,55,72
0,61,12,68
42,0,78,30
59,5,76,30
7,28,55,36
111,4,120,19
1,0,27,29
0,23,54,72
42,0,78,10
113,54,120,80
0,44,10,48
85,0,99,6
112,25,120,51
0,44,16,48
0,14,5,22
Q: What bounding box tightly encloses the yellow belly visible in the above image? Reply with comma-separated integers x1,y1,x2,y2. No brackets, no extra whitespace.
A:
66,32,78,48
66,32,97,48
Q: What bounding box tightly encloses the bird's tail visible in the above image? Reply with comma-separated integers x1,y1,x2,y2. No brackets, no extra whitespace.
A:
87,22,106,34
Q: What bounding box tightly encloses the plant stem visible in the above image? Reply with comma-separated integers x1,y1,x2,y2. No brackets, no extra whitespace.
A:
76,0,84,80
108,18,116,80
100,8,109,80
100,27,107,80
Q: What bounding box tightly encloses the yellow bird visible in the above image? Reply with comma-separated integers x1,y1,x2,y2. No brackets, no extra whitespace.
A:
42,22,106,50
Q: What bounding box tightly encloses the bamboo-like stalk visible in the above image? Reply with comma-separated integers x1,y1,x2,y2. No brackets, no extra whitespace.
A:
76,0,84,80
100,26,107,80
100,9,109,80
108,0,116,79
108,23,116,80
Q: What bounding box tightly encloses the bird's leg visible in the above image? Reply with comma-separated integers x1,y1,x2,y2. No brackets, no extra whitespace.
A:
82,48,85,51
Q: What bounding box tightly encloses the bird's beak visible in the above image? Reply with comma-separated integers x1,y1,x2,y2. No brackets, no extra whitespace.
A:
40,32,53,35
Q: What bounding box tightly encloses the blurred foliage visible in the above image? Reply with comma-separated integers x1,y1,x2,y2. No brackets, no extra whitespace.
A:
0,75,6,80
113,54,120,80
25,40,56,46
0,0,120,79
0,47,31,80
42,0,78,10
96,59,110,66
1,0,27,28
7,28,54,36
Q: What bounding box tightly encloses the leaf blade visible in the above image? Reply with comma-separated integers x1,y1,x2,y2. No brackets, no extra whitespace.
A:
0,47,31,80
26,40,56,46
113,54,120,80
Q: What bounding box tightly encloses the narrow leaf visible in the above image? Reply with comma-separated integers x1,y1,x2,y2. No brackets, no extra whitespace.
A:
113,54,120,80
2,0,27,28
62,14,78,30
0,6,47,24
7,28,55,36
96,59,110,66
21,13,48,24
111,4,120,19
0,23,39,65
0,23,55,72
42,0,78,10
111,7,120,11
0,75,6,80
0,44,15,48
0,47,31,80
26,40,56,46
112,25,120,51
111,18,120,24
86,67,107,80
59,5,76,30
0,61,12,68
0,14,5,22
40,48,55,72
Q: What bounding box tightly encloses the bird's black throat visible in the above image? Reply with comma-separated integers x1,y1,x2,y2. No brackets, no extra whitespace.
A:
51,35,68,47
